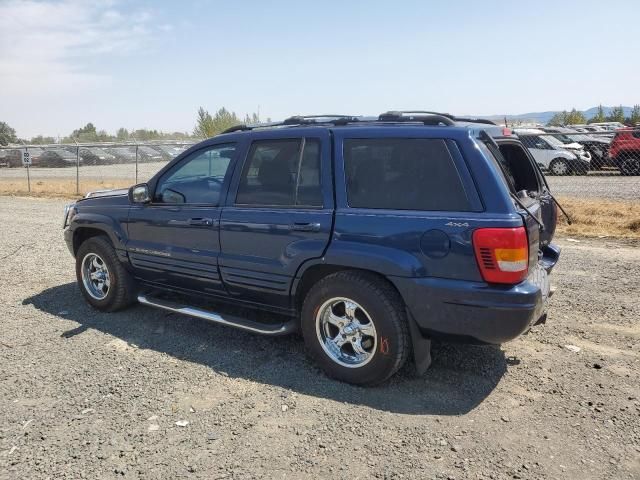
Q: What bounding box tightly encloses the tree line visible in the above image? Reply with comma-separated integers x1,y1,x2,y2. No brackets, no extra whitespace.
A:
548,104,640,126
0,106,263,146
2,104,638,147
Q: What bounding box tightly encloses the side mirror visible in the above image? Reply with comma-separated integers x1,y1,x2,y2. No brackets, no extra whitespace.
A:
129,183,151,204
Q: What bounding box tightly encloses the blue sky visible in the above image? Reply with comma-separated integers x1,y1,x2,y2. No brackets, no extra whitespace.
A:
1,0,639,138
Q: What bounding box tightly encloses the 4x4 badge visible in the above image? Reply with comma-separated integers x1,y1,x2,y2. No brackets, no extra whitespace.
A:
445,221,470,228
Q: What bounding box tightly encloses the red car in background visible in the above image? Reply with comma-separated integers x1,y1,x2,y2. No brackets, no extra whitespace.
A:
609,128,640,175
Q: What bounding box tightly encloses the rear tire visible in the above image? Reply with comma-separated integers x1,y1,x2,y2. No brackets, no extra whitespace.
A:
619,155,640,176
301,271,410,385
76,236,137,312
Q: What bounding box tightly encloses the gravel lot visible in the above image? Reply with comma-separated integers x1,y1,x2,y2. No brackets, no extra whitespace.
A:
1,164,639,200
1,197,639,479
546,175,640,200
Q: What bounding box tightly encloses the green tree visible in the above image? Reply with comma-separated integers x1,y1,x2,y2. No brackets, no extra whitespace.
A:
547,111,568,126
131,129,161,141
0,121,18,146
193,107,216,137
116,128,129,141
244,112,261,125
607,105,625,123
211,107,240,133
193,107,242,138
566,108,587,125
590,104,606,123
70,122,98,142
629,104,640,125
29,135,56,145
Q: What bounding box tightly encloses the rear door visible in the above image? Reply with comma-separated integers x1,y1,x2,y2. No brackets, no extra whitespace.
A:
219,130,333,310
492,138,557,246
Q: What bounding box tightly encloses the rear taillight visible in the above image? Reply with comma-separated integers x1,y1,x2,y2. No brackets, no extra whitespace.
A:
473,227,529,284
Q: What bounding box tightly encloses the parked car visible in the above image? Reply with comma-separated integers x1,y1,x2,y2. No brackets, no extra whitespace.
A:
63,112,560,385
79,147,117,165
0,149,23,167
35,148,77,167
515,128,591,175
155,144,189,161
609,128,640,175
137,145,164,163
105,147,137,164
542,127,612,169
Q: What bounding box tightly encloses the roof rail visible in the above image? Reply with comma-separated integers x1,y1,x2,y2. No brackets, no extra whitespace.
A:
381,110,496,126
378,111,455,126
221,115,361,134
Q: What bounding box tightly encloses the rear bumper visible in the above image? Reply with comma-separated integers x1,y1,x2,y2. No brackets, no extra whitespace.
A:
391,249,558,345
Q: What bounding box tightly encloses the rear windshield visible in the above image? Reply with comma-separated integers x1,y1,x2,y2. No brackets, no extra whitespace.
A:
343,138,471,211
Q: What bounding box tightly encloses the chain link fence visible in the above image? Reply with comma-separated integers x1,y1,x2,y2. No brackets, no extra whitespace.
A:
0,141,199,196
0,128,639,201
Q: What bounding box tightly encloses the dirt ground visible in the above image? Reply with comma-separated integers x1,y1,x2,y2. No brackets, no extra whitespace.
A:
0,196,638,480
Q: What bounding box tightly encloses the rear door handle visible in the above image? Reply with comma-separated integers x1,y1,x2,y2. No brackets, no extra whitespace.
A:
189,217,214,227
290,222,321,232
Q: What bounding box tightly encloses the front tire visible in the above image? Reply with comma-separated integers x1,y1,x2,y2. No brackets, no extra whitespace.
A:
76,236,136,312
549,158,569,176
301,271,410,385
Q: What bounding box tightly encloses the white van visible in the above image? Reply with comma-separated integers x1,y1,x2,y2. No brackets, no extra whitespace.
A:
514,128,591,175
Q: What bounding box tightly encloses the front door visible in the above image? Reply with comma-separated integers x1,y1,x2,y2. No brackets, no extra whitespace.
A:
219,132,333,310
126,143,238,294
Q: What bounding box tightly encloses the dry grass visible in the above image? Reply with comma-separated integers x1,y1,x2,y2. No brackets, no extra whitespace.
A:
0,179,638,238
0,178,131,199
556,197,640,239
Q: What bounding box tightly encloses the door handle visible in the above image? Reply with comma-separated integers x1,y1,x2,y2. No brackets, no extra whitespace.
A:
290,222,321,232
189,217,214,226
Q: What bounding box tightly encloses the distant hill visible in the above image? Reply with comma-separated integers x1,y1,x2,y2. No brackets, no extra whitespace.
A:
478,106,633,125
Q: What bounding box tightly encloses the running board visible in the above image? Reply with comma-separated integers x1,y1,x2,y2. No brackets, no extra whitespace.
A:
137,294,296,336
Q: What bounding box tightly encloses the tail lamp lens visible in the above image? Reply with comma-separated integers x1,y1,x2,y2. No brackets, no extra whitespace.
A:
473,227,529,284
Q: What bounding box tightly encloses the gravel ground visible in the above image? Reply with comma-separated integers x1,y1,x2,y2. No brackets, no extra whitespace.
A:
0,197,639,480
546,175,640,200
1,164,639,200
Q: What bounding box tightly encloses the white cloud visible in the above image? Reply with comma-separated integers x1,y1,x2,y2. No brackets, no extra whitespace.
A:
0,1,159,97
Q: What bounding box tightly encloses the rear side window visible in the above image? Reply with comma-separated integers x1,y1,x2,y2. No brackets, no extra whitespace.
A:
343,138,470,211
236,138,322,207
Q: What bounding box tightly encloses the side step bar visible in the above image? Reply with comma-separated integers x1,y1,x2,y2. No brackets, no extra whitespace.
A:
137,294,297,336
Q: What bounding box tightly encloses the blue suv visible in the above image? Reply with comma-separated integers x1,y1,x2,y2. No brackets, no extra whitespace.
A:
63,112,560,385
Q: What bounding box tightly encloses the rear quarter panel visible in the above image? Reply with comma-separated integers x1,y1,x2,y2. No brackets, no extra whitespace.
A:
326,127,524,281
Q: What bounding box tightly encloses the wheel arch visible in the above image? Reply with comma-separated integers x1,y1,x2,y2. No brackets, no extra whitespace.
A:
293,263,432,377
70,212,128,256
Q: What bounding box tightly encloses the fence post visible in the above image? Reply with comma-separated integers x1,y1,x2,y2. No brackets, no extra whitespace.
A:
135,144,139,184
72,137,81,195
25,147,31,193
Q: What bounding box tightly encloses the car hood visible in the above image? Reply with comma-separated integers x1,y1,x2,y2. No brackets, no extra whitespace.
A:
562,143,585,150
84,188,129,199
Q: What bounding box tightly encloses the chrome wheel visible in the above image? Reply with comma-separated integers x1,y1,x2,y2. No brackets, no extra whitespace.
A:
81,253,111,300
315,297,377,368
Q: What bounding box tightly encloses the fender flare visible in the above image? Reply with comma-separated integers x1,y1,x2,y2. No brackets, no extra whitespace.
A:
69,213,128,255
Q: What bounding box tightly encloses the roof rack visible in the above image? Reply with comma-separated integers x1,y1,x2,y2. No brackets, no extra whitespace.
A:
220,115,361,134
220,110,494,135
378,111,455,126
381,110,496,126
